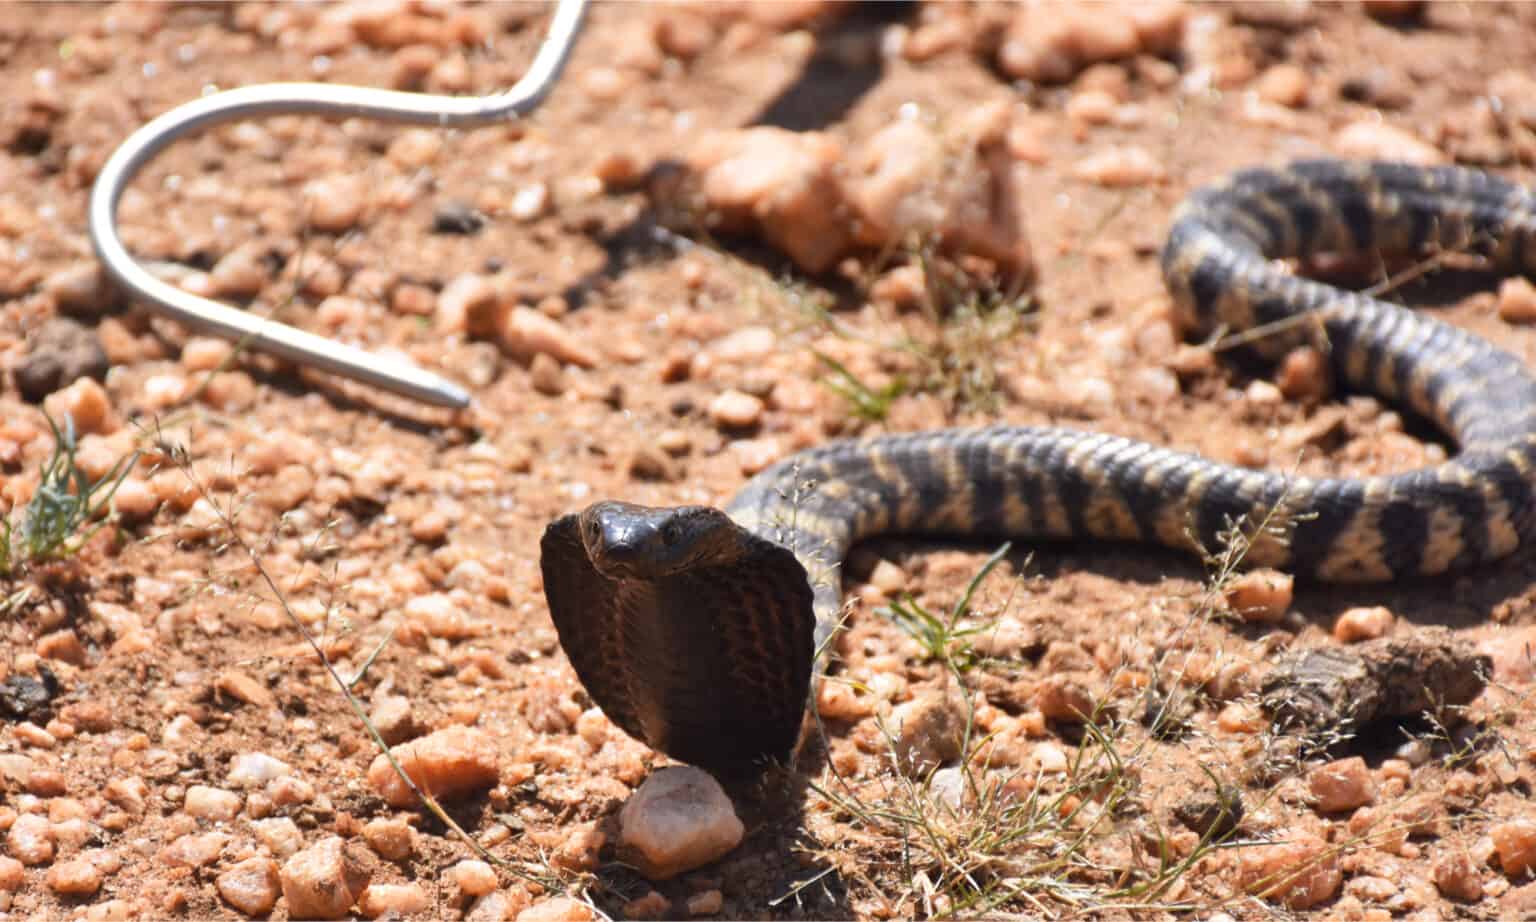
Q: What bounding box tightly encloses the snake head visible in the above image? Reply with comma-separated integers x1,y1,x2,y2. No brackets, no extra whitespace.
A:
576,501,747,580
542,502,817,779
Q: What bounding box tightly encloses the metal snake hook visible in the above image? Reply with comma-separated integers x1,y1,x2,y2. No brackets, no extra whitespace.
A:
88,0,589,410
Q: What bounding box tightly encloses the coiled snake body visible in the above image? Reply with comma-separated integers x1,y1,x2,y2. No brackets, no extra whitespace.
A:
541,161,1536,777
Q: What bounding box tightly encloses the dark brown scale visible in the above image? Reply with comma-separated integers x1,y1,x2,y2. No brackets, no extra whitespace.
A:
542,161,1536,777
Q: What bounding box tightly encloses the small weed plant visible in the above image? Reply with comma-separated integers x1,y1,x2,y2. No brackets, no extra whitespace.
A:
0,414,137,577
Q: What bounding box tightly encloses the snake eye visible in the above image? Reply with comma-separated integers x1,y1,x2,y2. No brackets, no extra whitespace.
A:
660,521,681,547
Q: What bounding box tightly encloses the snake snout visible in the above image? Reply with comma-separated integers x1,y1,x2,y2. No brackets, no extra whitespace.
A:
578,501,695,579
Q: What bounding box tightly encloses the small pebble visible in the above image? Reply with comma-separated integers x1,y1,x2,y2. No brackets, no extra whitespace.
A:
618,767,744,880
580,65,623,100
1066,89,1119,126
500,307,600,368
208,243,269,299
1333,606,1394,643
452,859,498,897
887,689,968,774
44,376,114,436
730,437,782,475
366,725,500,807
1035,674,1097,723
359,883,429,918
551,821,605,873
1497,278,1536,325
575,707,610,748
229,752,292,788
1223,569,1292,623
510,182,550,222
1343,874,1396,903
46,858,103,897
35,630,87,666
1031,741,1069,773
105,777,148,814
1236,833,1342,909
1256,64,1310,108
404,593,482,640
708,390,764,430
44,264,117,317
387,129,442,169
280,836,370,921
1276,347,1330,401
216,856,282,917
259,464,314,512
710,327,777,363
436,274,501,337
622,890,670,920
369,695,424,746
183,785,242,822
141,374,189,409
516,897,595,922
1334,121,1446,166
13,722,57,749
1309,756,1376,813
1491,818,1536,876
687,889,724,916
304,176,369,232
869,560,906,595
252,817,304,860
216,670,276,710
0,856,23,891
1071,146,1165,187
1433,848,1484,902
817,680,874,721
529,352,566,396
594,151,643,190
467,891,526,922
362,817,415,862
628,445,680,482
1216,701,1266,734
181,337,235,372
161,832,229,868
6,813,53,865
268,775,312,809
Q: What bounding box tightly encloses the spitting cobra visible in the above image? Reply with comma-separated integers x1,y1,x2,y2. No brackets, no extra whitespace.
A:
540,160,1536,778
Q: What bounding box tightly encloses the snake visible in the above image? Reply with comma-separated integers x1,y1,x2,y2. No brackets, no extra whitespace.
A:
540,160,1536,778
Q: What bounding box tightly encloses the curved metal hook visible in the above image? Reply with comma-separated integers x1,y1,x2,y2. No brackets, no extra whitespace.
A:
88,0,589,409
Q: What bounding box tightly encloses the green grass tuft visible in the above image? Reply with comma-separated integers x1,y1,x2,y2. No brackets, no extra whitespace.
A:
0,413,137,576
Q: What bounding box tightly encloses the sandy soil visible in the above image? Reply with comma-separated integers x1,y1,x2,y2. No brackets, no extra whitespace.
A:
4,1,1536,919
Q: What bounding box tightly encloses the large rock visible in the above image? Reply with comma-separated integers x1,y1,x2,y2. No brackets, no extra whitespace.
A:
617,767,744,880
685,127,852,274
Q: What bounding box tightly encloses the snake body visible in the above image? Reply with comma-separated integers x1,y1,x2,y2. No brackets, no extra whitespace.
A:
541,161,1536,777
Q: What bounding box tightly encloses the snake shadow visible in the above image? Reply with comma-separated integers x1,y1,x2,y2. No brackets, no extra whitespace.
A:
857,527,1536,638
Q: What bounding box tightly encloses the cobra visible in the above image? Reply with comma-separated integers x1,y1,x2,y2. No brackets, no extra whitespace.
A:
541,160,1536,778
